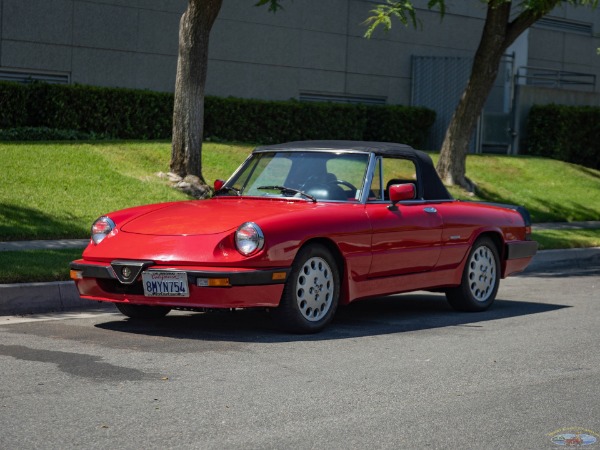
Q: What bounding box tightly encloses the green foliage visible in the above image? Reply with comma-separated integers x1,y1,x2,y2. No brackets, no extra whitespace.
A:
364,0,445,37
0,81,436,148
363,105,435,147
254,0,285,12
526,104,600,170
0,127,104,141
0,81,173,140
205,97,435,148
364,0,597,38
0,81,29,128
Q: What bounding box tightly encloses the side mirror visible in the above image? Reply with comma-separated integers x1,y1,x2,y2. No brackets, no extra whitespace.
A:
388,183,415,208
214,179,225,191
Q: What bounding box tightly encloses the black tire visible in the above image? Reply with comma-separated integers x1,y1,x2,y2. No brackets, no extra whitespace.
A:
446,237,500,312
115,303,171,319
273,244,340,333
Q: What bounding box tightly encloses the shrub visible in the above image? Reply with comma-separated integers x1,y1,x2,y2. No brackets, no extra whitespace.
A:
0,81,435,147
527,104,600,169
0,82,29,128
0,127,100,141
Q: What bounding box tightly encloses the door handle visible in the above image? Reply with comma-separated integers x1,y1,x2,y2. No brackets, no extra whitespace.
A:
424,207,437,214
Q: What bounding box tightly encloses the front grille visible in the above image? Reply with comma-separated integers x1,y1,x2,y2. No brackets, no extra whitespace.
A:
98,278,144,295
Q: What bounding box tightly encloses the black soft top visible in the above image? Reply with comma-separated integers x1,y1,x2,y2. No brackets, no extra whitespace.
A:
255,140,452,201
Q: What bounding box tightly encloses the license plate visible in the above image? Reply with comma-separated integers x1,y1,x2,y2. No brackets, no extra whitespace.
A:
142,271,189,297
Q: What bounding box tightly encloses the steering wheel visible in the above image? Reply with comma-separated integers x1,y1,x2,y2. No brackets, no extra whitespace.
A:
331,179,357,192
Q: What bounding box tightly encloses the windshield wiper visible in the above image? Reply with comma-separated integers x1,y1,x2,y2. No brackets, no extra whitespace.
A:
257,185,317,203
216,186,241,196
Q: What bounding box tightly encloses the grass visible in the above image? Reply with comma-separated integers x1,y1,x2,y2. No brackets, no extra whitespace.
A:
1,140,599,242
0,249,83,283
532,228,600,250
0,141,252,241
432,154,600,223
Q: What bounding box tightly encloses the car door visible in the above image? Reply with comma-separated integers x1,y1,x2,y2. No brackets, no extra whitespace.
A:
365,156,443,277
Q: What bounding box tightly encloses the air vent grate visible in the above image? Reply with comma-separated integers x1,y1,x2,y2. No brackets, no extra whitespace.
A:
0,69,70,84
299,92,386,106
535,17,593,35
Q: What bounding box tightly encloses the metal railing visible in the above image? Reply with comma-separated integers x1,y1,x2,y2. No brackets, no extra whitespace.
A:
515,66,596,88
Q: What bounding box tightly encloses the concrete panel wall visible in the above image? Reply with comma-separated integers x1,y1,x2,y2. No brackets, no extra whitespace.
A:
0,0,184,89
3,0,72,45
0,0,599,106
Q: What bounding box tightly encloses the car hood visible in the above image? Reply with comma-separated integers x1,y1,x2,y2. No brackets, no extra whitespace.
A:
120,198,316,236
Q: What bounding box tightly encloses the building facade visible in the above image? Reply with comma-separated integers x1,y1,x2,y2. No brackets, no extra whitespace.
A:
1,0,599,151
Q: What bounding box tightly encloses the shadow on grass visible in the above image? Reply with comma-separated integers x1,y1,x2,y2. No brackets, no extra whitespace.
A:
576,165,600,180
0,203,87,241
93,293,568,346
473,185,598,223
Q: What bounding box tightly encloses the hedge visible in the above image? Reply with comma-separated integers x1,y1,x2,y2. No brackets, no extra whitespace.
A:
526,104,600,169
0,81,435,148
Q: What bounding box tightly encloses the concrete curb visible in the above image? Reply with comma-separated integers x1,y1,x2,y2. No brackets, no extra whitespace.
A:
524,247,600,272
0,247,599,316
0,281,96,316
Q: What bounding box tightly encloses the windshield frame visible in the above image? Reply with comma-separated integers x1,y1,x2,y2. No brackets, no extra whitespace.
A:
217,149,373,203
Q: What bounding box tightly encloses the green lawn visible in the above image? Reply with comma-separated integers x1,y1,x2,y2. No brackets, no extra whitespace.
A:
1,141,599,243
434,154,600,223
0,141,252,240
0,249,83,284
532,228,600,250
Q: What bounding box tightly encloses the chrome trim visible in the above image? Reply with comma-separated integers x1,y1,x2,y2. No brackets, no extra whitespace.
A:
110,260,154,285
424,207,438,213
360,153,379,204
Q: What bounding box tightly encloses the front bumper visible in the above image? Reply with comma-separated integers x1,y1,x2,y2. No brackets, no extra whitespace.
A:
70,260,290,309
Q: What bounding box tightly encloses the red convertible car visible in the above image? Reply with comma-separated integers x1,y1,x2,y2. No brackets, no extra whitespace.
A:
71,141,537,333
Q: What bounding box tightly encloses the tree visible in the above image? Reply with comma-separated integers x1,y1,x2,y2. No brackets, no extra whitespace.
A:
170,0,283,181
366,0,598,189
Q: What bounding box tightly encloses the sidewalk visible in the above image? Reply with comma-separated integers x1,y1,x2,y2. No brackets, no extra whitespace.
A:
0,239,88,252
1,224,599,316
534,221,600,231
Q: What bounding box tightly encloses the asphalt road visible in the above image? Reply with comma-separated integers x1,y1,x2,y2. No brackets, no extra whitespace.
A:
1,265,599,450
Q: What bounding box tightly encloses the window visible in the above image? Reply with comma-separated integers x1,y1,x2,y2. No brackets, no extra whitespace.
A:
369,157,417,201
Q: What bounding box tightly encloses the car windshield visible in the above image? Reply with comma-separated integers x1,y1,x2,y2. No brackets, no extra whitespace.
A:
220,151,370,202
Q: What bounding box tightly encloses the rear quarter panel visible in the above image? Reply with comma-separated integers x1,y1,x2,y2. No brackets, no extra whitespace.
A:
435,201,527,272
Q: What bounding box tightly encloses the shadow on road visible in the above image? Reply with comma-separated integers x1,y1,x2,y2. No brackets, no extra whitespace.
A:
94,293,568,344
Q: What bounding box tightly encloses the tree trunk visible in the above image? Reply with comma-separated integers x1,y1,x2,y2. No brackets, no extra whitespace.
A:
435,0,560,189
436,2,512,189
170,0,223,180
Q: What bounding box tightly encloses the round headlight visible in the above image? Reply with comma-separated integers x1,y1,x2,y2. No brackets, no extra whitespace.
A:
235,222,264,256
91,216,116,245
